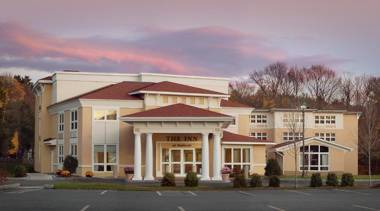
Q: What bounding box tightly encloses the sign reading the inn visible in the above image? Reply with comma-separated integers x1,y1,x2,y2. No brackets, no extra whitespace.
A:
165,136,198,142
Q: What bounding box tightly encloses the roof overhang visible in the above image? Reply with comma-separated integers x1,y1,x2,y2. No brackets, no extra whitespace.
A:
274,137,353,152
120,116,233,122
222,141,275,145
129,90,229,98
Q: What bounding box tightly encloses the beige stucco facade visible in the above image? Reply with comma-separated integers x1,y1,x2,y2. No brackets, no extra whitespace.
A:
33,71,359,180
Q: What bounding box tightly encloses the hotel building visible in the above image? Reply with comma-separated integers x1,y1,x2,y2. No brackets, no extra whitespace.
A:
33,71,359,180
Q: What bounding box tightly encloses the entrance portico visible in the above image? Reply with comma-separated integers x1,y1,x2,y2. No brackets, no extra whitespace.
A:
120,103,233,181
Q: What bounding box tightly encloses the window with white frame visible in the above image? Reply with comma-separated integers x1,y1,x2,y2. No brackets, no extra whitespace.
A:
251,132,268,140
70,110,78,130
70,143,78,157
283,132,303,142
223,147,251,172
93,144,117,172
300,145,329,171
251,114,267,124
283,113,303,124
58,113,64,132
94,109,117,121
315,115,336,125
58,144,64,163
315,132,336,142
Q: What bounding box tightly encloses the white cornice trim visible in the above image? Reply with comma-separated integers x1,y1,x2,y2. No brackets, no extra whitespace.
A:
275,137,353,152
129,90,229,98
120,116,234,122
222,141,275,145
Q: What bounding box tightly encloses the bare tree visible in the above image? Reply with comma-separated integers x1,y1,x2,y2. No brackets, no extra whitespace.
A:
305,65,341,108
340,73,354,109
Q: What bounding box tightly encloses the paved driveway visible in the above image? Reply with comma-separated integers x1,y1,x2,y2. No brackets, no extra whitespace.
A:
0,188,379,211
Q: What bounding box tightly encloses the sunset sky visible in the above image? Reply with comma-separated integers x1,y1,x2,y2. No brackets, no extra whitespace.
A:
0,0,379,81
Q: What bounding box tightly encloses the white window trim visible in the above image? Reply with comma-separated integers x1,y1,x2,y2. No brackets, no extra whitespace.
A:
93,108,119,122
92,144,119,172
315,115,336,126
251,132,268,141
222,146,253,171
283,132,303,142
58,112,64,133
69,143,78,158
160,147,202,177
299,145,329,172
70,109,78,131
250,114,268,124
58,144,64,164
315,132,336,142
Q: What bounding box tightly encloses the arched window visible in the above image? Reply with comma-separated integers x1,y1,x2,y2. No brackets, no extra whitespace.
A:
299,145,329,171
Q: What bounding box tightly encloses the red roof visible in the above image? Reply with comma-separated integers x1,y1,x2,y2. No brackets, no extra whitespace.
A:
221,99,251,108
123,103,231,118
222,130,273,143
132,81,227,95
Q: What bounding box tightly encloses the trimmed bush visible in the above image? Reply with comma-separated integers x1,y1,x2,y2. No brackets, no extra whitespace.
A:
161,173,176,187
310,173,323,187
264,159,282,176
63,155,78,174
341,173,354,187
184,171,198,187
326,173,339,186
233,172,247,188
250,174,262,188
268,175,280,187
13,165,27,177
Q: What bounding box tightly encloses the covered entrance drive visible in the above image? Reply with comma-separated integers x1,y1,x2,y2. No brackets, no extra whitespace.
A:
120,103,234,181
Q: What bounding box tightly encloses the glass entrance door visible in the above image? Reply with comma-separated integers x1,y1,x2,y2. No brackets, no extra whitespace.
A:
162,148,201,176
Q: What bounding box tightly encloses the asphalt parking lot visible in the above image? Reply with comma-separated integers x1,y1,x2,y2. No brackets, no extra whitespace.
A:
0,188,379,211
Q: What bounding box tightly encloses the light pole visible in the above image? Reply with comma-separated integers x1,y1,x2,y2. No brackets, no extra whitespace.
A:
300,104,307,177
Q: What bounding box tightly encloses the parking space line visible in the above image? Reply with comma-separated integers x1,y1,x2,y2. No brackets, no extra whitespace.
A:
80,204,90,211
156,191,162,196
7,188,42,194
353,204,380,211
286,190,311,196
334,189,370,195
238,191,255,197
267,205,286,211
177,206,186,211
100,190,107,195
187,191,197,196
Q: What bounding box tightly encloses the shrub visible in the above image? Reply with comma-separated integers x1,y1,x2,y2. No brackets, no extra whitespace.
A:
124,166,134,174
63,155,78,174
326,173,339,186
60,170,71,177
24,164,35,173
13,165,27,177
310,173,323,187
221,166,231,174
268,175,280,187
233,172,247,188
0,169,7,185
264,159,282,176
184,171,198,187
161,173,176,187
85,171,94,178
250,174,262,188
341,173,354,187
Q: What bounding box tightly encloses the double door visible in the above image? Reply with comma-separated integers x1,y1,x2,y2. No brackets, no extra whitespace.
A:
162,148,202,176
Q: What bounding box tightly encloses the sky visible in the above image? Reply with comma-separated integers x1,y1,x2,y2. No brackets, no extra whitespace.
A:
0,0,379,81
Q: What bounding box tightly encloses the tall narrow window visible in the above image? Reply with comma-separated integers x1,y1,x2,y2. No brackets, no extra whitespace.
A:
58,144,64,163
70,110,78,131
70,143,78,157
223,147,251,172
58,113,64,132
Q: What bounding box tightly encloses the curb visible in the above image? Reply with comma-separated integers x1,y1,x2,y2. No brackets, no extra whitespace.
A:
0,183,21,190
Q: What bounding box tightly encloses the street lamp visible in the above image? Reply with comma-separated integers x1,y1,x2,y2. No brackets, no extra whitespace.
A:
300,104,307,177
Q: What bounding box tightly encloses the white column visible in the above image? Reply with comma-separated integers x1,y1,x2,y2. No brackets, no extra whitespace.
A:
212,132,222,180
145,133,154,181
132,132,142,181
201,132,210,180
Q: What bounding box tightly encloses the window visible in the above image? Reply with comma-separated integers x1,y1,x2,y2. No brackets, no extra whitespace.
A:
223,147,251,172
190,97,195,104
251,132,267,140
315,115,336,125
58,113,64,132
58,144,64,163
315,132,336,142
162,95,169,104
300,145,329,171
94,109,117,121
70,110,78,130
283,132,303,142
251,114,267,124
70,143,78,157
198,97,205,105
93,144,117,172
283,113,303,123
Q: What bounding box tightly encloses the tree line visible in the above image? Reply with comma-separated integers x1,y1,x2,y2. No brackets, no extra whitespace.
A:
229,62,380,174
